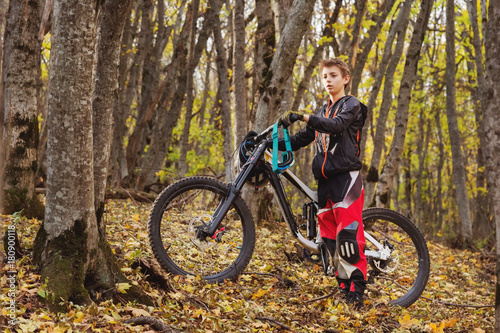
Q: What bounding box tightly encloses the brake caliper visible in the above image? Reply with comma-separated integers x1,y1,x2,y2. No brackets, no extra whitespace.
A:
212,227,226,242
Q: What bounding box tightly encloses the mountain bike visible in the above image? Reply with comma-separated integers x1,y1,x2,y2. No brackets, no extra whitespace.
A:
148,122,430,307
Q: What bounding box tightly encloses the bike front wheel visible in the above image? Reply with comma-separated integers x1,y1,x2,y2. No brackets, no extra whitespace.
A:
148,176,255,283
363,208,430,307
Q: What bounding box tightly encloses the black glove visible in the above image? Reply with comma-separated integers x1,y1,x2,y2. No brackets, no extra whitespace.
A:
278,111,304,128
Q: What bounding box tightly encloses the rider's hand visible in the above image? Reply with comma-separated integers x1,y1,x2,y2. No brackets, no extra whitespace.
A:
279,111,304,128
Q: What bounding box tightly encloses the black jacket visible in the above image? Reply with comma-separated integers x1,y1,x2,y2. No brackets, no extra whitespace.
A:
280,95,367,180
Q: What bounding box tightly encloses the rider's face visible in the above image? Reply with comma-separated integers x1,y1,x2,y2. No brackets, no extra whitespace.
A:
322,65,349,101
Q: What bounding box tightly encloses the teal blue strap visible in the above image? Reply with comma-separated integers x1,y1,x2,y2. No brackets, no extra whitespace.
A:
272,122,294,173
272,123,279,172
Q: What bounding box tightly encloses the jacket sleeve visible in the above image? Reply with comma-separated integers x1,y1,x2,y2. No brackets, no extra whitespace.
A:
307,98,361,135
277,125,316,151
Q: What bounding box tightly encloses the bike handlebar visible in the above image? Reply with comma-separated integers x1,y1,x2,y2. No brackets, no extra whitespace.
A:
254,123,276,143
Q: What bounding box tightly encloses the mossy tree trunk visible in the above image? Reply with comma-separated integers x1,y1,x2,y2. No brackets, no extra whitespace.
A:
1,0,44,219
33,0,151,310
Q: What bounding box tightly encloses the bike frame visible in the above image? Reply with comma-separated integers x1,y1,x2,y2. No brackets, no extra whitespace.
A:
204,124,390,261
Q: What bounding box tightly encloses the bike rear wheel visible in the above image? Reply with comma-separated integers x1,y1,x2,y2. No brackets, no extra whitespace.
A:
148,176,255,283
363,208,430,307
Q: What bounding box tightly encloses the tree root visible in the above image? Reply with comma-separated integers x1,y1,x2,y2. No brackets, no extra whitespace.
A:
131,258,176,292
123,316,180,332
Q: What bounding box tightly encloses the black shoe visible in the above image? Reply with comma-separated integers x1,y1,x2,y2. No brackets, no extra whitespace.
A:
338,286,349,299
347,291,364,308
337,277,351,300
337,280,350,299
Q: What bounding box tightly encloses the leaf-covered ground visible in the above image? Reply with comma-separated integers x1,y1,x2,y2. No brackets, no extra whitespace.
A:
1,199,495,332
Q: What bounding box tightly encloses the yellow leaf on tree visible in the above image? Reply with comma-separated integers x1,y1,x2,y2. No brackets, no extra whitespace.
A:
399,314,419,328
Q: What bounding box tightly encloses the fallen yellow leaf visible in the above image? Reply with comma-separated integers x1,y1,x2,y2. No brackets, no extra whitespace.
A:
399,314,419,328
116,282,132,294
73,311,85,323
251,288,269,299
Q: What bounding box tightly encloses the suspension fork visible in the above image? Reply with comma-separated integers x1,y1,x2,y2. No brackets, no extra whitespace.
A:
199,142,269,238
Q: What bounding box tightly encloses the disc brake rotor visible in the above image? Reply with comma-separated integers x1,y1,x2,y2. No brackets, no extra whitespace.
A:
188,214,216,250
374,249,399,273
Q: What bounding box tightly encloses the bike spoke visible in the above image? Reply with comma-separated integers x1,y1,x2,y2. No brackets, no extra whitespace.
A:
156,186,246,278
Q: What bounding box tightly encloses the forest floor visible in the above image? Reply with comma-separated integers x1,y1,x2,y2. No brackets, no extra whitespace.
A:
1,198,495,332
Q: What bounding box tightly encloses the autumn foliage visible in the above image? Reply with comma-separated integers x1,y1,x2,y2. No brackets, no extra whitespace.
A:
1,199,494,332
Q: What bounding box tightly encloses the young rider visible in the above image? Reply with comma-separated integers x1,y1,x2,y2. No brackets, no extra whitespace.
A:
278,58,368,307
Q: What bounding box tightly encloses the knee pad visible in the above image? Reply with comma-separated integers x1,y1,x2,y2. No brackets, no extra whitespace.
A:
337,221,361,264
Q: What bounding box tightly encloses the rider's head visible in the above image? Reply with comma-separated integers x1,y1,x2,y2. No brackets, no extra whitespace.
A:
320,58,351,100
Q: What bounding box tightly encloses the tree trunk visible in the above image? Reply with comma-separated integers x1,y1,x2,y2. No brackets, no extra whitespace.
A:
109,8,135,187
250,0,275,125
291,0,342,111
1,0,43,218
135,5,212,188
132,4,193,189
178,0,201,177
346,0,367,71
233,0,248,143
93,0,133,223
33,0,151,309
445,0,472,244
211,0,234,180
124,0,156,178
434,109,445,237
350,0,398,97
466,0,491,239
482,0,500,328
414,116,431,229
198,48,213,129
375,0,434,207
254,0,316,131
364,0,414,206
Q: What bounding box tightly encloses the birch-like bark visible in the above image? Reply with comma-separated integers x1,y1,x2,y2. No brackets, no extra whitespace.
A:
36,0,99,305
34,0,152,308
1,0,42,217
375,0,434,207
